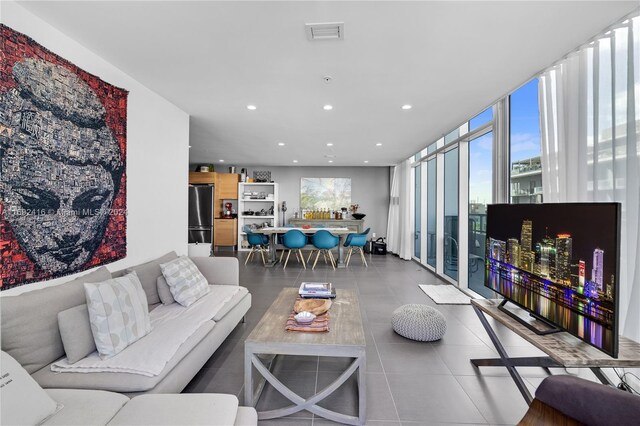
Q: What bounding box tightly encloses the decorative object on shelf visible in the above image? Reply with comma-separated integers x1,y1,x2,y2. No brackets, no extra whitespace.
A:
253,170,271,182
352,213,366,220
228,166,236,173
281,201,287,224
223,202,233,218
0,24,127,290
240,168,247,182
349,204,360,213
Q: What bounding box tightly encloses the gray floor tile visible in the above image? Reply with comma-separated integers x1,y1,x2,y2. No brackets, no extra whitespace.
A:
386,374,487,423
315,372,399,422
435,324,488,346
183,368,243,395
454,375,530,425
435,345,502,376
377,343,451,375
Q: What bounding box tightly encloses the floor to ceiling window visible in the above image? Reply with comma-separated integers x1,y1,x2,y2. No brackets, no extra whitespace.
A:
426,157,437,268
443,147,459,280
510,79,542,204
468,131,494,297
414,163,421,259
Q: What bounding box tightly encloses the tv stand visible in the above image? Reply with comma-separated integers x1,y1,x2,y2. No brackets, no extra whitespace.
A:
470,299,640,405
496,299,561,336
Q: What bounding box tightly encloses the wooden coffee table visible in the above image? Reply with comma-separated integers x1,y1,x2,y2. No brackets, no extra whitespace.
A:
244,287,366,425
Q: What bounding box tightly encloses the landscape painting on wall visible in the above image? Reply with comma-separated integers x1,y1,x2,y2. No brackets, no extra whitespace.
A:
300,178,351,211
0,25,128,290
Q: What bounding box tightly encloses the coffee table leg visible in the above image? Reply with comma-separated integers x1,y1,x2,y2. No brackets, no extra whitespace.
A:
252,354,364,425
358,352,366,424
244,345,254,407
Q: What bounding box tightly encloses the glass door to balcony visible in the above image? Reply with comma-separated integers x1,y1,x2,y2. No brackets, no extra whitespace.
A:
468,132,494,297
443,147,459,280
426,157,437,268
414,164,421,259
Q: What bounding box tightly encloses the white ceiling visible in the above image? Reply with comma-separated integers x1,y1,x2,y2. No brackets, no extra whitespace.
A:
17,1,638,167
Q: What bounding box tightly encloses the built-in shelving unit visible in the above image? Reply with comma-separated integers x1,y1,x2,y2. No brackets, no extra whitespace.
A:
237,182,279,251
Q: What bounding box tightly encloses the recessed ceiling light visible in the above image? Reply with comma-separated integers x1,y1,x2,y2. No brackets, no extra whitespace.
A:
326,143,334,146
293,160,298,163
375,143,382,146
188,145,192,148
364,160,369,163
247,105,257,110
328,160,334,163
278,142,285,146
323,104,333,111
401,104,412,110
219,159,225,162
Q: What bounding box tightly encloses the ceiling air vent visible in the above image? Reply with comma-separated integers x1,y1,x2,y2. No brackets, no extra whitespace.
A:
305,22,344,41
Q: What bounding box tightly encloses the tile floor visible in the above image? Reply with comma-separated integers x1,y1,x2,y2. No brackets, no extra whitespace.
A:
184,251,597,425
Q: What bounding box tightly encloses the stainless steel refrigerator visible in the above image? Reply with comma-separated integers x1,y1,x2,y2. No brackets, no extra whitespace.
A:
188,185,214,244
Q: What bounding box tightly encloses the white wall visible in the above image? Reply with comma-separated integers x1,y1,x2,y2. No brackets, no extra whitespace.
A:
1,1,189,295
236,166,391,238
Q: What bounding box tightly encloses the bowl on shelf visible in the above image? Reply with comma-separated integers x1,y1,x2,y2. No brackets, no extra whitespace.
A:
352,213,366,220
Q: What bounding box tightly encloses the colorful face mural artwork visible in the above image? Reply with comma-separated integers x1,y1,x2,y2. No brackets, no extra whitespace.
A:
0,25,128,289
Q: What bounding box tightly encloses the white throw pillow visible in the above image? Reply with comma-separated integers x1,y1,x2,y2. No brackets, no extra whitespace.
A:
0,351,61,425
160,256,210,307
84,272,151,359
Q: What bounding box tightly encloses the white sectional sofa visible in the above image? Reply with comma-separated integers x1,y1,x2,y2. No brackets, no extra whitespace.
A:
2,350,257,426
0,253,256,425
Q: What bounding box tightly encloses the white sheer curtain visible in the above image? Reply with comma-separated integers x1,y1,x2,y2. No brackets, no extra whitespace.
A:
539,14,640,342
386,159,413,260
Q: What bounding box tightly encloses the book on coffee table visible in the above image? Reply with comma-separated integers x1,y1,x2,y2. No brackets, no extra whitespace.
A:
299,282,336,298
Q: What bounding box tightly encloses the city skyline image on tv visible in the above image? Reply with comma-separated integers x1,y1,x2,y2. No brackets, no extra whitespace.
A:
485,203,621,357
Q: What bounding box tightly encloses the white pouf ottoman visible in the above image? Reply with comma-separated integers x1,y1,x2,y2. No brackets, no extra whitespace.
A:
391,304,447,341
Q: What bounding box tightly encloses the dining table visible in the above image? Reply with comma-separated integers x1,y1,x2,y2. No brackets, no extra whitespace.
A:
252,227,352,268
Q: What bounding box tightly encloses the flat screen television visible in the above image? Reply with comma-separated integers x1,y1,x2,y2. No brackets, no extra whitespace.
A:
485,203,621,358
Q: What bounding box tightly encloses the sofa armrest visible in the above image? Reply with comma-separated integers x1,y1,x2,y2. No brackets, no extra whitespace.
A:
190,257,239,286
534,375,640,425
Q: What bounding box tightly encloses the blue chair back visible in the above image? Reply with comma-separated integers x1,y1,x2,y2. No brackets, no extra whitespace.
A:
282,230,307,249
344,228,371,247
277,224,295,244
244,226,268,246
312,230,339,249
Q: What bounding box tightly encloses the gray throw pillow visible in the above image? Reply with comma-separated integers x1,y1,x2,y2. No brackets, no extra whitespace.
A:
0,266,111,374
58,304,96,364
125,251,178,305
156,275,176,305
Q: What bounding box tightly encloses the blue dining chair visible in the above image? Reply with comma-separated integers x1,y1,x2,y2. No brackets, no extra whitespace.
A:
277,224,296,263
344,228,371,267
243,226,269,265
281,230,307,270
311,230,340,270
